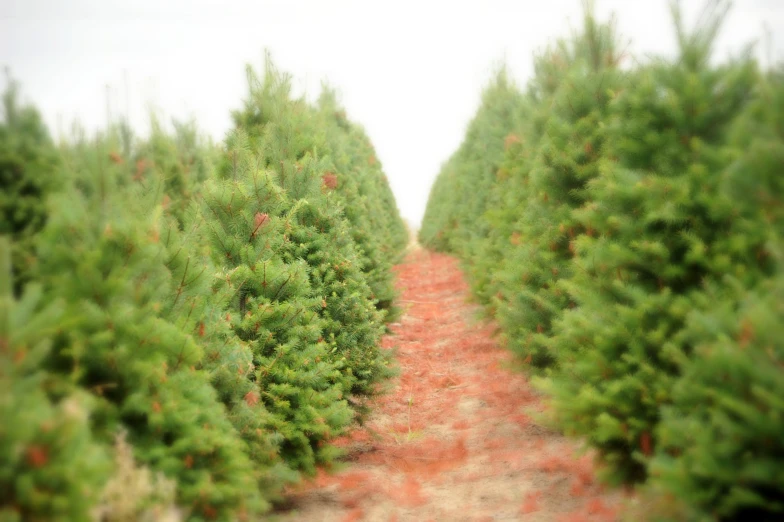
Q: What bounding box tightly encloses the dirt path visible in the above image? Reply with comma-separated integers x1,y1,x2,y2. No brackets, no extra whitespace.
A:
278,249,623,521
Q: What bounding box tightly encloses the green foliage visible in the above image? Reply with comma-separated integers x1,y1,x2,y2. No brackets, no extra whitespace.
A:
1,55,400,519
420,2,784,519
494,11,624,369
0,237,108,522
232,58,407,320
652,270,784,521
202,134,355,476
316,89,407,316
35,133,266,520
228,59,393,395
152,171,290,503
133,116,218,228
419,67,524,257
650,68,784,521
0,75,59,296
546,4,758,483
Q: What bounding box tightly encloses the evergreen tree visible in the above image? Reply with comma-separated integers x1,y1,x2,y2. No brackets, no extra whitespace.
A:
133,116,217,228
156,182,292,505
202,130,354,474
418,0,780,516
543,1,757,483
278,184,390,400
0,237,108,522
438,12,605,315
459,95,532,313
494,9,623,369
419,68,523,260
0,55,401,519
0,74,59,295
652,67,784,521
228,58,392,398
36,132,265,520
316,89,406,316
651,267,784,521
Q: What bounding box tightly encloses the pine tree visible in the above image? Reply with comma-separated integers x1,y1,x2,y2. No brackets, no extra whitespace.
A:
651,67,784,521
650,267,784,521
229,58,392,398
1,54,400,519
1,236,109,522
155,179,291,505
35,131,264,520
543,1,758,483
421,9,592,304
419,68,523,260
0,74,59,295
202,130,354,474
418,0,780,516
133,116,217,229
316,89,406,316
459,95,532,313
494,9,623,369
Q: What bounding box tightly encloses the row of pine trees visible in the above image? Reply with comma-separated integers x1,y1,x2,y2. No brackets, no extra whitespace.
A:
420,2,783,520
1,57,408,521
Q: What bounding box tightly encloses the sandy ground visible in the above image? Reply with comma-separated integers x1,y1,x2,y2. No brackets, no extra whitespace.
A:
275,249,625,521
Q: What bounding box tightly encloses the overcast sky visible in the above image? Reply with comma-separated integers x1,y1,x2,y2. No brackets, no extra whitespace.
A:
2,0,783,226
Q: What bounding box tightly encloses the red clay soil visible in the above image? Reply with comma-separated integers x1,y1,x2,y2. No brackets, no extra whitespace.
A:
278,249,625,521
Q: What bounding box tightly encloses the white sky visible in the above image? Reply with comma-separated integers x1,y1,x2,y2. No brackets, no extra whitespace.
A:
2,0,783,226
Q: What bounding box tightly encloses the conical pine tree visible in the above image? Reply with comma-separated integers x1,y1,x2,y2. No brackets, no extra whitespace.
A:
419,67,522,261
202,130,354,475
228,58,392,399
35,131,264,520
0,75,59,295
0,236,109,522
651,67,784,521
132,116,217,229
543,1,758,483
494,9,624,369
316,89,405,316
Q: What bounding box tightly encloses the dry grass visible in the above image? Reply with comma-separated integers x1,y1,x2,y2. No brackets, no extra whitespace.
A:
93,431,182,522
